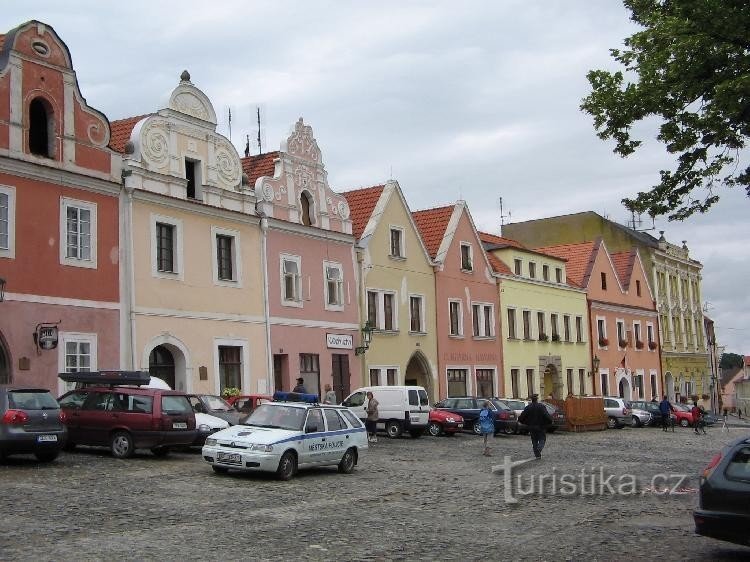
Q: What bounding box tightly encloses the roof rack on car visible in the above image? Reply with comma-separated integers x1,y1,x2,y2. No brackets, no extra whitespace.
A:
58,371,151,387
272,391,319,404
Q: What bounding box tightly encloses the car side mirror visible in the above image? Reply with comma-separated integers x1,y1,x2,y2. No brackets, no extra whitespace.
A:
305,425,318,434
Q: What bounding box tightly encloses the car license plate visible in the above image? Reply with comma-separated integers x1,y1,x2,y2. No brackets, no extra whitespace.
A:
172,422,187,429
217,452,240,462
457,423,464,428
37,435,58,442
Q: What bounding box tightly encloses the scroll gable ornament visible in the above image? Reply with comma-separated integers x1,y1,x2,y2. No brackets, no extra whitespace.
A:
214,138,242,187
140,119,170,168
286,118,321,163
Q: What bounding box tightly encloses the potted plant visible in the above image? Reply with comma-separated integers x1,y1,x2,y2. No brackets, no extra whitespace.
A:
538,333,549,341
221,387,241,399
648,341,657,350
599,337,609,347
551,333,561,342
635,340,644,349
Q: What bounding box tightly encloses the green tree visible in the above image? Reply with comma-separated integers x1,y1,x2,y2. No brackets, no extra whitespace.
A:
719,352,744,369
581,0,750,221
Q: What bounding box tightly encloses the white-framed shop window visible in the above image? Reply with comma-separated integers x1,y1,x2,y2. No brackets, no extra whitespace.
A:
213,338,250,394
57,331,98,395
60,197,97,269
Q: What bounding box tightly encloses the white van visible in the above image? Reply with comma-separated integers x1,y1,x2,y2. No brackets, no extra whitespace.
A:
342,386,430,438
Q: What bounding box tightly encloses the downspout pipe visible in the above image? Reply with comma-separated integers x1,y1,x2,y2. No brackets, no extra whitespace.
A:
120,169,137,370
259,213,274,394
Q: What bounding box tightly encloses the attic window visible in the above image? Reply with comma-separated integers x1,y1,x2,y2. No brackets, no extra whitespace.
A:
300,191,313,226
636,279,641,297
185,159,199,199
601,272,607,290
29,98,53,158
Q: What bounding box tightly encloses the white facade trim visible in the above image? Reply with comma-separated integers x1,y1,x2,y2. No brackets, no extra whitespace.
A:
4,292,119,310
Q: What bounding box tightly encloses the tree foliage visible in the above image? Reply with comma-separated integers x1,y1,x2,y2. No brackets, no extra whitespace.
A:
581,0,750,220
719,352,744,369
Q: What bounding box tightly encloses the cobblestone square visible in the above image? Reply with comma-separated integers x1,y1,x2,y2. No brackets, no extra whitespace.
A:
1,426,749,561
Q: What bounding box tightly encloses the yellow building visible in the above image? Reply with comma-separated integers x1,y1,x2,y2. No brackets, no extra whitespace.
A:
480,233,591,399
503,212,710,401
342,181,438,401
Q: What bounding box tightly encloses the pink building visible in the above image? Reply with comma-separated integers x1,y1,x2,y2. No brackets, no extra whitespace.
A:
413,202,502,399
243,119,360,401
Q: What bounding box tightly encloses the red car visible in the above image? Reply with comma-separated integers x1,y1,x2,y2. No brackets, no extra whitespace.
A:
226,394,273,415
671,403,696,427
427,409,464,436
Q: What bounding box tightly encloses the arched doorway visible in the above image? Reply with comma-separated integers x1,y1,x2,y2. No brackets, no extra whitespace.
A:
0,334,11,384
618,377,631,400
541,364,562,399
404,351,434,402
665,372,674,401
149,345,175,390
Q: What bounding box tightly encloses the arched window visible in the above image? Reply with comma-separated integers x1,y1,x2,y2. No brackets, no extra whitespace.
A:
300,191,313,226
29,98,53,157
149,345,175,390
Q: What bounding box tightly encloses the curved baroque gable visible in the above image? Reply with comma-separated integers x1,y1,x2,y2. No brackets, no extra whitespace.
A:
167,72,217,125
282,118,322,164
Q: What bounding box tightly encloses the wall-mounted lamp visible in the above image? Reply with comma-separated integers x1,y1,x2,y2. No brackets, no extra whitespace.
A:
0,277,6,302
591,354,600,375
355,321,374,356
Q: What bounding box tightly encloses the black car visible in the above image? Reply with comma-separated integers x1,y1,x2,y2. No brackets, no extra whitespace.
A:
0,387,67,462
629,400,668,427
541,401,566,433
186,394,242,426
693,434,750,546
433,397,516,435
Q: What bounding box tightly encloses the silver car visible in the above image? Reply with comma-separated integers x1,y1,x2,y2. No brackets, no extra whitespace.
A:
629,403,652,427
603,396,632,429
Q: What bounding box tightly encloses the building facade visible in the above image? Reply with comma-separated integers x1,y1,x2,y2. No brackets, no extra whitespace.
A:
413,202,502,400
0,21,122,393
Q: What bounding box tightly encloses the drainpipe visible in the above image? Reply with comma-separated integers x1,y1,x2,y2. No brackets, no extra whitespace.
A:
120,169,137,370
357,248,367,387
588,298,597,396
259,213,274,394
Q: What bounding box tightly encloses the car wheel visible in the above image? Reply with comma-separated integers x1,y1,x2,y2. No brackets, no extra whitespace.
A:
338,448,356,474
110,431,135,459
428,422,442,437
385,421,402,439
212,465,229,475
680,419,689,427
34,450,59,463
503,425,515,435
276,451,297,481
151,447,170,457
606,416,618,429
631,416,641,428
472,421,482,435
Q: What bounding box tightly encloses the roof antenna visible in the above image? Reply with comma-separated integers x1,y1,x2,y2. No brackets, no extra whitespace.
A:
256,107,262,155
499,197,512,232
228,107,232,142
244,134,250,158
389,165,393,180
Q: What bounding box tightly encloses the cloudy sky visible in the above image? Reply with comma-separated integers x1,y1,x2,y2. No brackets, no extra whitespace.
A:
5,1,748,354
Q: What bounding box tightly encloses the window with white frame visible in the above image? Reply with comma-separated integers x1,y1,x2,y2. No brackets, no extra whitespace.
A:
151,214,182,279
514,258,522,275
634,322,642,348
212,227,241,286
409,295,425,333
522,310,532,340
324,262,344,310
525,368,535,396
389,227,404,258
563,315,571,342
597,318,607,346
537,311,546,339
510,369,520,398
218,345,242,392
528,262,536,279
566,369,574,395
0,186,15,259
472,303,494,338
576,316,584,342
281,254,302,305
460,243,473,271
476,369,494,397
578,368,586,395
506,307,517,339
60,197,97,268
542,264,549,281
447,369,468,397
58,332,97,394
449,300,463,336
647,323,655,348
616,320,626,347
368,289,397,331
555,267,563,283
369,367,398,386
550,313,559,340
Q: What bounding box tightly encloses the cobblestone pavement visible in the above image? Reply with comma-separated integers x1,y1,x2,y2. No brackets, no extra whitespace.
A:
1,425,750,561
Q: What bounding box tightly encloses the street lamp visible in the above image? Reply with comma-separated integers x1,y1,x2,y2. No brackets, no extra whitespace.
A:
592,355,600,374
355,321,373,356
0,277,5,302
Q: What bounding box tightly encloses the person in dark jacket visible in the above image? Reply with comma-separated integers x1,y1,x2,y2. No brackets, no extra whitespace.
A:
658,395,672,432
292,377,307,393
518,394,553,459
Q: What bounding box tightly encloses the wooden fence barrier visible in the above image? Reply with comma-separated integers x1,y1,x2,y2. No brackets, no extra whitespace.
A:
548,396,607,432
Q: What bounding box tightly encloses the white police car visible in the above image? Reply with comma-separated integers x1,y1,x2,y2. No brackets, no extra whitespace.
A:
202,394,368,480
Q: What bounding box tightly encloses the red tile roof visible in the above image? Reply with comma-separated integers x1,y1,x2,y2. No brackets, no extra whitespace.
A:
610,250,635,290
412,205,455,259
487,253,512,275
109,114,150,153
535,241,597,288
241,152,280,186
340,185,385,240
478,231,526,249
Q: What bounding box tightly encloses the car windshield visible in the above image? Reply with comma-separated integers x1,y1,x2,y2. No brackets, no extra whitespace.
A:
202,395,233,411
490,399,509,410
162,395,192,414
242,404,306,431
504,400,527,410
9,390,58,410
673,404,689,412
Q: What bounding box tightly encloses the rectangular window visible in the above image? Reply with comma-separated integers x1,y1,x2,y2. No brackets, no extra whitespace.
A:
367,290,396,331
383,293,395,331
389,227,404,258
525,369,535,397
506,308,517,339
601,272,607,290
65,340,92,373
576,316,583,343
282,256,301,303
617,321,626,347
597,318,606,344
550,314,559,340
514,258,522,275
0,185,16,258
476,369,494,398
555,267,563,283
578,369,586,396
0,190,9,252
511,369,520,398
636,279,642,297
563,315,571,342
450,300,462,336
367,291,378,327
601,373,609,396
537,312,546,339
386,368,397,386
522,310,532,340
634,323,642,347
566,369,574,395
58,332,98,394
369,369,379,386
185,159,198,199
218,346,242,392
542,264,549,281
156,222,175,273
216,235,233,281
647,324,655,345
325,263,343,308
635,374,644,398
460,243,473,271
61,198,97,268
650,374,657,399
447,369,467,397
409,295,424,333
528,262,536,279
472,304,494,337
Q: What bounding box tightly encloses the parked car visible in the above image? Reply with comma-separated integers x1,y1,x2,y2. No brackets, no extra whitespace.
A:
629,400,668,427
226,394,273,415
702,411,720,426
58,386,197,458
187,394,243,426
193,412,230,446
203,401,367,480
541,401,566,433
693,434,750,546
0,387,67,462
628,403,652,428
671,403,695,427
427,408,464,436
500,398,529,433
603,397,631,429
433,397,516,435
342,386,430,438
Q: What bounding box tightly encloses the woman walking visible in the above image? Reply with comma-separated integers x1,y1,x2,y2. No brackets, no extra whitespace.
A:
365,391,379,443
479,400,495,456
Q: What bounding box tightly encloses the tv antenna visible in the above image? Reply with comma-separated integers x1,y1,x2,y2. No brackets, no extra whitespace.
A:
628,210,656,232
499,197,512,229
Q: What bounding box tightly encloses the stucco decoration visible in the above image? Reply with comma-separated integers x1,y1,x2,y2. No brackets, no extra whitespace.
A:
167,70,218,125
262,183,275,202
214,138,242,187
338,201,350,220
294,165,313,190
140,119,170,168
284,118,322,163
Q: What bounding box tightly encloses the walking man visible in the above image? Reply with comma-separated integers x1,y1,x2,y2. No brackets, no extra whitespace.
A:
659,395,672,432
518,394,553,459
365,391,379,443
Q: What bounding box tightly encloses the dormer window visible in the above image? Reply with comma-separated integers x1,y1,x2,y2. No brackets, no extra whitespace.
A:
29,98,53,158
300,191,313,226
460,243,473,272
185,159,200,200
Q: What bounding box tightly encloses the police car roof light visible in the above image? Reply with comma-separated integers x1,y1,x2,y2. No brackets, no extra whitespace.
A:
273,391,318,404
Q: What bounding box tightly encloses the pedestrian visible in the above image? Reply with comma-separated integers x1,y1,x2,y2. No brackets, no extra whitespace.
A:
365,391,379,443
292,377,306,394
517,394,553,459
658,395,672,432
479,400,495,456
723,408,728,418
323,383,337,405
691,402,702,435
739,408,743,420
